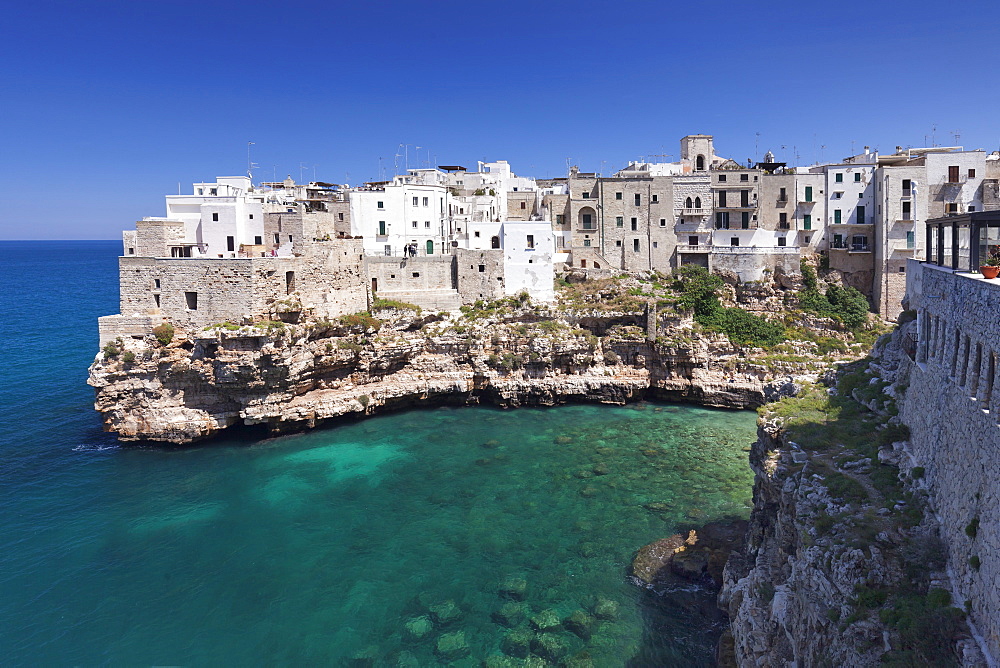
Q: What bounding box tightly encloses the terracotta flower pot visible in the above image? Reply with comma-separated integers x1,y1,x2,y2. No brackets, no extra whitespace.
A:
980,265,999,279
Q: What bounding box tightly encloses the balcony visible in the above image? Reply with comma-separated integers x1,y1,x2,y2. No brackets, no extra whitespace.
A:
829,221,874,228
716,204,757,210
680,208,705,216
676,244,709,253
831,240,872,252
710,245,799,255
798,198,816,205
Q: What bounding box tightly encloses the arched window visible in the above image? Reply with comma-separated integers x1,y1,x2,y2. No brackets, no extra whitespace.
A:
695,196,702,208
696,155,705,171
685,197,693,209
491,235,500,249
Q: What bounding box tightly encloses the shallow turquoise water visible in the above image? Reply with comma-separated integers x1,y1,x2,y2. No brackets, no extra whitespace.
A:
0,242,758,666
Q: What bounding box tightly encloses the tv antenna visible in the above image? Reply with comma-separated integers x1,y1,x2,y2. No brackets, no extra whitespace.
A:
951,129,962,145
247,141,258,182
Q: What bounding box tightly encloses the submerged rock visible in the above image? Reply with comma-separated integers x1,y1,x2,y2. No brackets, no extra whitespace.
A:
428,599,461,625
529,608,562,632
563,651,596,668
531,633,569,661
435,631,470,661
563,609,596,640
497,575,527,600
500,628,533,658
404,615,433,639
492,601,527,627
592,597,620,620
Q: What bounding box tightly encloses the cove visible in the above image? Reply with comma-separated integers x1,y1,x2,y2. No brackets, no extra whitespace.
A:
2,401,756,665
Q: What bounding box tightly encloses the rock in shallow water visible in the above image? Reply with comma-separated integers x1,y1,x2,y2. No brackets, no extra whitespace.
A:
530,608,562,632
498,575,527,600
428,599,461,625
531,632,569,661
492,601,527,627
435,631,470,660
404,615,433,639
500,628,533,658
563,609,596,639
592,597,620,620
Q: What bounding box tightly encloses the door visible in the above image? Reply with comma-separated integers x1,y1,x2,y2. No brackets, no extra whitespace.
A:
805,186,813,202
856,205,865,225
426,240,434,255
372,278,377,293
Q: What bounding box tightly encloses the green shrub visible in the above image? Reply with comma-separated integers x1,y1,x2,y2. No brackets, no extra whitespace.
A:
911,466,925,479
853,584,889,609
339,312,382,331
966,517,979,538
969,555,981,570
121,351,136,365
798,261,871,329
604,349,620,365
102,341,121,359
152,322,174,345
337,340,363,353
357,394,370,408
823,471,869,505
372,297,422,314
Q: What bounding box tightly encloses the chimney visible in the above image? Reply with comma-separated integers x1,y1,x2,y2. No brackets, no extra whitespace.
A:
864,146,870,155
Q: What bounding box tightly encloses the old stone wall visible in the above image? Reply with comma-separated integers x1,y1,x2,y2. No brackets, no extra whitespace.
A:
903,262,1000,660
135,219,186,257
711,249,800,283
455,249,504,302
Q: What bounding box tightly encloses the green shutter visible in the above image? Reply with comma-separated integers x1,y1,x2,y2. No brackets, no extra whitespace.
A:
906,231,914,248
834,210,842,224
378,221,386,235
805,186,813,202
803,214,811,230
856,206,865,225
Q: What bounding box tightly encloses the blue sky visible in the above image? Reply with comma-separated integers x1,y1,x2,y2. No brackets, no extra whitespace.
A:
2,0,999,239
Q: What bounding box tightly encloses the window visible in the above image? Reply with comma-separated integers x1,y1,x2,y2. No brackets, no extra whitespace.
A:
582,214,594,229
779,213,788,229
615,192,623,200
741,212,750,229
854,172,862,182
249,214,254,220
212,213,219,222
947,203,959,213
857,205,865,224
634,194,641,205
741,190,750,207
616,240,622,247
424,221,431,228
659,219,666,227
715,212,730,229
491,236,500,249
422,197,428,206
274,233,280,243
969,168,976,178
652,194,658,203
412,272,420,278
583,239,591,247
128,247,134,255
834,209,842,224
520,202,526,209
696,155,705,171
474,231,480,238
805,236,811,243
412,221,418,228
718,191,727,207
633,239,640,252
226,236,235,251
969,206,977,212
153,294,160,307
185,292,198,310
899,266,906,272
582,192,590,199
412,197,419,206
526,235,535,249
695,197,701,208
254,236,262,245
616,216,624,227
948,166,960,183
803,214,812,230
285,271,295,294
652,242,658,248
902,179,911,194
689,236,699,246
902,202,911,220
779,187,787,202
197,188,203,195
630,217,637,231
460,208,464,214
209,188,217,195
718,174,727,182
858,192,864,199
556,215,565,224
730,237,740,246
685,197,693,209
906,231,915,248
377,201,384,209
740,174,749,182
379,221,386,235
804,186,813,202
777,237,787,247
835,173,843,183
479,265,486,272
288,235,292,242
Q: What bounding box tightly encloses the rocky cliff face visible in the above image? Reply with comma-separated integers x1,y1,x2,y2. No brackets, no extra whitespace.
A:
721,333,988,667
88,306,795,444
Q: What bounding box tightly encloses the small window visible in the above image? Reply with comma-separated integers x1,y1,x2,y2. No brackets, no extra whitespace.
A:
412,197,419,206
412,221,418,228
338,212,344,221
854,172,862,182
615,192,623,200
616,216,623,227
288,235,292,242
740,174,749,182
779,213,788,228
128,247,134,255
583,239,592,247
412,272,420,278
859,192,864,198
526,235,534,249
209,188,217,195
969,206,977,212
779,187,787,201
630,217,637,231
582,192,590,199
731,237,739,246
378,201,384,208
835,173,843,183
460,208,464,214
898,266,906,273
616,240,622,247
153,294,160,307
422,197,429,206
197,188,203,195
390,274,396,279
634,194,641,205
556,215,565,224
212,213,219,222
805,236,811,243
520,201,526,209
249,214,254,220
652,194,658,203
479,265,486,272
378,221,386,235
274,233,280,243
226,236,235,252
185,292,198,310
474,231,480,237
153,279,160,289
424,221,431,228
969,169,976,178
777,237,787,247
659,219,666,227
633,239,640,252
652,242,658,248
718,175,727,182
688,236,698,246
254,236,262,245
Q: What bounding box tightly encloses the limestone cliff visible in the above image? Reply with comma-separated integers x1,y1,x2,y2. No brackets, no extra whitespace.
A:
720,331,989,667
88,305,794,444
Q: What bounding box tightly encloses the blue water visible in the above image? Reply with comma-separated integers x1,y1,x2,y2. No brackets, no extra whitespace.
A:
0,241,757,666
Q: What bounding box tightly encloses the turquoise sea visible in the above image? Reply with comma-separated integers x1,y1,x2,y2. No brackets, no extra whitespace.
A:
0,241,758,666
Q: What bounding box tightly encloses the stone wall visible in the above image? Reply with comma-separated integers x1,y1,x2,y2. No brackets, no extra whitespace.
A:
455,249,504,302
903,262,1000,660
135,219,186,257
710,249,800,283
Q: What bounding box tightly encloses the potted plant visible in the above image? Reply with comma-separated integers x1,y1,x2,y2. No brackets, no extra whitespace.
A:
980,255,1000,279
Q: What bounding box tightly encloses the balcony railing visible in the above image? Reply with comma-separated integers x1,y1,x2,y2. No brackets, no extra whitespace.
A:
681,208,705,216
710,245,799,254
831,240,871,252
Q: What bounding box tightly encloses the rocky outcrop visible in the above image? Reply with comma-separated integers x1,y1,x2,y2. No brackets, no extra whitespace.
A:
720,335,989,667
88,307,813,444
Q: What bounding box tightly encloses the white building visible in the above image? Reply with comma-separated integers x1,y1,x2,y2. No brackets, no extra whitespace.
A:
501,220,555,302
